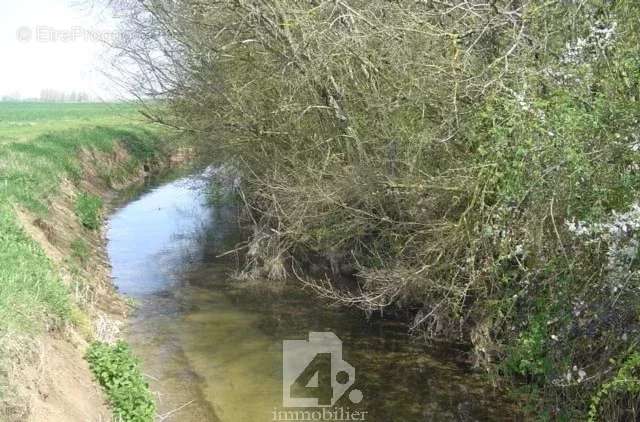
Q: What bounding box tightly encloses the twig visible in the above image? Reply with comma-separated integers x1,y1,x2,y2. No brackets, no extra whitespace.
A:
157,400,195,421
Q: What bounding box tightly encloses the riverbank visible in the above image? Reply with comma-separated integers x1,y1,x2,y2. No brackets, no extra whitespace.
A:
0,102,177,421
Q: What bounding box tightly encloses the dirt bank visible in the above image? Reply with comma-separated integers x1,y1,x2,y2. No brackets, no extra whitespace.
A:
5,142,185,422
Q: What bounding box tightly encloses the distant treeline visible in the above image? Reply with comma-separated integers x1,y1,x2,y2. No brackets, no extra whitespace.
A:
1,90,93,103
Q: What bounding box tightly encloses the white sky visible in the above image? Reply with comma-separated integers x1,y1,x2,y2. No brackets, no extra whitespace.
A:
0,0,124,100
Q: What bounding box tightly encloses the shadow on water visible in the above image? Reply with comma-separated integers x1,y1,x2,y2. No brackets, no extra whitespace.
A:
107,169,521,422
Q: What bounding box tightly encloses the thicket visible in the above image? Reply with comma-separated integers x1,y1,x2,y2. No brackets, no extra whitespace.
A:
111,0,640,418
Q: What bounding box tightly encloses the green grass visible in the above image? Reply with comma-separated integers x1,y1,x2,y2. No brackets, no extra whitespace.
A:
75,193,103,230
0,205,71,332
0,124,164,214
0,102,147,145
0,102,166,405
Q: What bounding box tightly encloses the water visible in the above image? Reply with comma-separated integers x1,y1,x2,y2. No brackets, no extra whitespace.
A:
106,170,520,422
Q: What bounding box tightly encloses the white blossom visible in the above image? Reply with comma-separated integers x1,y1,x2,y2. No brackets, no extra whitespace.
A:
566,203,640,295
561,21,617,65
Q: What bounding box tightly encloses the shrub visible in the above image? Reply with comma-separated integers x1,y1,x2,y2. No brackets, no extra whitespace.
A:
86,341,155,422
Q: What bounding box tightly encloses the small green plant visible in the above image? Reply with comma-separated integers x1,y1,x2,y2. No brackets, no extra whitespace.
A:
588,352,640,422
75,192,103,230
505,316,551,379
86,341,155,422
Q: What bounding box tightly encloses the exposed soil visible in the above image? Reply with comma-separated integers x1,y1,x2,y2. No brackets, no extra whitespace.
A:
25,336,111,422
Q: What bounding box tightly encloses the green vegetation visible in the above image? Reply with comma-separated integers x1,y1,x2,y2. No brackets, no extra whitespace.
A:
113,0,640,418
0,206,71,333
0,102,146,144
589,352,640,421
75,193,103,230
0,102,163,328
86,341,155,422
0,102,166,412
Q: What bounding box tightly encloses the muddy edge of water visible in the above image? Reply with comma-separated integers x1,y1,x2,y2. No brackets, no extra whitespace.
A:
106,168,522,422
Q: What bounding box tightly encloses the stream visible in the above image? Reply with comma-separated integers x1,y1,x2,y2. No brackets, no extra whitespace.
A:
106,169,519,422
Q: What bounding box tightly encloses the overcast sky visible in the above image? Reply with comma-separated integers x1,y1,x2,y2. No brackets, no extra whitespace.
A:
0,0,124,100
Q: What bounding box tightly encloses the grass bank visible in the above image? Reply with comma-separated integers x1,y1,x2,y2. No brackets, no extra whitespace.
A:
0,102,170,420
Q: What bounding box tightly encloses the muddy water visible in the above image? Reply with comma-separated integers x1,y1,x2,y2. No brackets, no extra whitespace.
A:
106,170,519,422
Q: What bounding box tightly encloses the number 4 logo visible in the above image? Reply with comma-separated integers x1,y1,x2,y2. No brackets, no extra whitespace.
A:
283,332,363,408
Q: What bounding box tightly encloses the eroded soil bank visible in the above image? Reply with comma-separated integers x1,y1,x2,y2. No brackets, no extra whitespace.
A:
6,143,186,421
108,169,521,422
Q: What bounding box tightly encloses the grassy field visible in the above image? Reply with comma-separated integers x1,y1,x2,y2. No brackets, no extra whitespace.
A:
0,102,164,365
0,102,148,144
